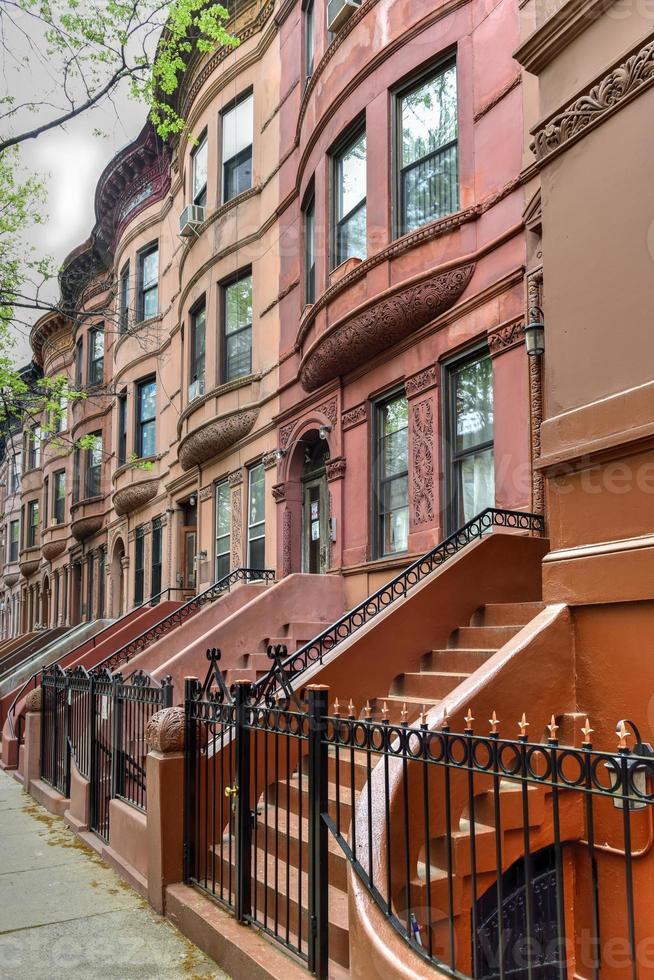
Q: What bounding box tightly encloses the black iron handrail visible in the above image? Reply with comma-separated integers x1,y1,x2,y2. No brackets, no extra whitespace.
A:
92,567,275,675
255,507,544,702
6,584,187,737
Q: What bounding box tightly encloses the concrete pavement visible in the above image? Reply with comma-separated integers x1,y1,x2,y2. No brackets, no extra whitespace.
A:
0,768,230,979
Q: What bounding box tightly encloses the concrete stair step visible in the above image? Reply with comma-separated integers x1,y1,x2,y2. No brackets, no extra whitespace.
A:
379,695,441,724
470,602,544,627
421,649,495,672
391,671,471,700
447,625,521,650
461,782,547,832
253,804,348,890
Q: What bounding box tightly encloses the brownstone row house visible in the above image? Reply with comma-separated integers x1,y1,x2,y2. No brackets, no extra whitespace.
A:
2,0,654,974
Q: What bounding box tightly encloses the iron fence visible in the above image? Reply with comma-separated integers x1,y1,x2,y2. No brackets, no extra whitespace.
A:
184,655,654,980
40,664,69,795
114,670,173,811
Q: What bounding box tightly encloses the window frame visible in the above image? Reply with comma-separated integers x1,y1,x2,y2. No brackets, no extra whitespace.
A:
331,122,367,270
136,376,157,459
372,389,410,560
303,192,316,305
304,0,315,80
443,344,495,534
26,499,39,549
247,463,265,568
214,478,231,582
221,269,253,384
43,475,49,529
392,55,459,239
151,516,163,600
220,90,254,204
190,298,207,386
88,326,105,387
134,525,145,606
117,390,128,467
137,242,159,322
191,130,209,208
119,261,130,334
84,432,103,499
75,337,83,388
9,519,19,563
53,469,66,525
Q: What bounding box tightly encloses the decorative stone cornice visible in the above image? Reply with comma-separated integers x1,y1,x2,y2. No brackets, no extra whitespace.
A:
325,457,346,482
199,486,213,502
113,478,159,517
178,407,259,471
530,39,654,163
228,468,244,488
488,320,526,357
405,366,438,399
262,450,279,470
514,0,616,75
145,707,185,753
341,404,367,431
299,264,474,393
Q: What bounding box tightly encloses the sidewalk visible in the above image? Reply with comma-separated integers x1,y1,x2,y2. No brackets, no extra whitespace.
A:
0,768,230,979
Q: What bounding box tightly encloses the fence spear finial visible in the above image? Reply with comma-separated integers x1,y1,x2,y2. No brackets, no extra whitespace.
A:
364,700,372,719
489,710,500,735
617,719,630,750
581,717,593,745
382,701,389,722
547,715,559,741
401,702,408,724
518,713,529,738
348,698,355,718
333,697,340,716
420,705,428,727
464,708,474,731
441,705,450,730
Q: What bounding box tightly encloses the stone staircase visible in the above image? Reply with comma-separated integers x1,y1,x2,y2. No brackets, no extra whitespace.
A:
222,620,331,687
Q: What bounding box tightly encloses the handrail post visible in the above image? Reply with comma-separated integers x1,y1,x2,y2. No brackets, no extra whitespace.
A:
233,680,252,923
307,684,329,978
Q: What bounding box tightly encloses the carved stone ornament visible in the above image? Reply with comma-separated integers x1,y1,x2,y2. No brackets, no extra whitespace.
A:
341,404,367,431
262,450,279,470
231,484,243,568
405,366,438,398
282,509,292,577
19,557,40,578
4,572,19,587
325,457,346,482
199,486,213,502
145,706,185,752
228,468,243,488
42,540,66,562
71,515,103,542
411,399,435,526
272,483,287,502
178,407,259,471
299,265,474,392
25,686,42,713
113,478,159,517
279,422,294,450
532,40,654,162
488,321,525,357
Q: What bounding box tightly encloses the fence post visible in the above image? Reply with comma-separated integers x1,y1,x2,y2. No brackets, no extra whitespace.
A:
183,676,199,883
233,680,252,923
63,672,71,797
111,674,123,801
161,675,174,709
307,684,329,979
89,672,97,828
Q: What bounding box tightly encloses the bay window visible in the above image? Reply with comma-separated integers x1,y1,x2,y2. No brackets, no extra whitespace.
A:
223,272,252,382
117,391,128,466
222,93,253,202
374,393,409,557
333,128,367,267
397,60,458,235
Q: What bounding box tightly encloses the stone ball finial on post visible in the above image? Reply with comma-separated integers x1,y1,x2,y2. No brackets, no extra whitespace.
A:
145,706,185,753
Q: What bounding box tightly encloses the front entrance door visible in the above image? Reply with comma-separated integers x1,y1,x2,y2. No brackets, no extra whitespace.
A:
181,528,197,596
302,476,329,574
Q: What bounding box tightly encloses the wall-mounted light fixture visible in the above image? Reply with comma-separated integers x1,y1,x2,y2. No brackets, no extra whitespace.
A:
319,424,332,440
606,719,654,810
525,306,545,357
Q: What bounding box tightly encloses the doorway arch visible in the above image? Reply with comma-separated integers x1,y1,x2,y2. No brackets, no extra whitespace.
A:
41,574,50,628
282,428,332,575
111,536,126,617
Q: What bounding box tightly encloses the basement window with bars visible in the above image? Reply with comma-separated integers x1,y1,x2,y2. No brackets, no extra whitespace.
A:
247,463,265,568
396,59,458,236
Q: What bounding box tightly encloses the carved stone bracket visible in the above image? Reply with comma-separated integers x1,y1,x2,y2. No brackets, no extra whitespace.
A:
325,457,346,482
113,478,159,517
178,407,259,471
488,320,525,357
341,404,367,431
71,515,103,542
145,707,185,752
262,450,279,470
199,486,213,502
411,399,435,527
42,540,66,562
272,483,286,503
405,366,438,398
282,510,292,577
299,264,474,392
231,484,243,568
228,468,243,488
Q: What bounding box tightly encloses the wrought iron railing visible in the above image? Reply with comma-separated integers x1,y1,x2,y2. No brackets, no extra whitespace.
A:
113,669,173,812
8,583,187,739
255,508,544,703
94,567,275,674
40,664,69,796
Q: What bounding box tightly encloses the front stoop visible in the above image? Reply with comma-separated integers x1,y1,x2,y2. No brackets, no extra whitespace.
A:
28,778,70,816
166,883,310,980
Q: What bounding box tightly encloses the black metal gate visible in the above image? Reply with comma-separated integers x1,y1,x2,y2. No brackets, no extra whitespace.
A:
40,664,70,795
89,669,115,841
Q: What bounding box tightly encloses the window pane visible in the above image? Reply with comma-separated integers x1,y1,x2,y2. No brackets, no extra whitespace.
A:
383,428,408,477
457,448,495,523
142,249,158,289
143,284,158,319
248,535,265,569
337,132,366,219
139,380,157,421
402,144,458,232
141,420,156,458
337,203,366,264
249,464,265,527
401,65,458,167
216,483,230,536
193,135,208,202
92,329,105,359
383,504,408,555
454,356,493,452
224,149,252,201
226,328,252,380
223,94,253,162
225,276,252,334
377,394,408,557
192,306,206,381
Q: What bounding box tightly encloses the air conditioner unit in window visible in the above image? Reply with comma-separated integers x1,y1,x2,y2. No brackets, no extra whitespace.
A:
179,204,206,237
327,0,361,32
188,379,205,403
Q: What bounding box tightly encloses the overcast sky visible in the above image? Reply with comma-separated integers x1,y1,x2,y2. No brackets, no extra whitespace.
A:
12,80,146,366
